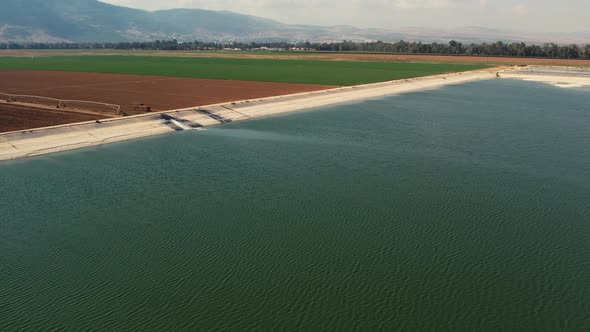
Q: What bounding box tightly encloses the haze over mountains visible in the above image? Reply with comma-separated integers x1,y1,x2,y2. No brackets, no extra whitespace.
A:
1,0,588,44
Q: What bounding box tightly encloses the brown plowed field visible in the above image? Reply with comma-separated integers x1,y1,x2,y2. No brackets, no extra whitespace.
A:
0,103,102,133
0,69,335,132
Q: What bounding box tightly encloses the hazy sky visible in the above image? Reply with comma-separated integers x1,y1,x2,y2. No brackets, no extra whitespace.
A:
101,0,589,33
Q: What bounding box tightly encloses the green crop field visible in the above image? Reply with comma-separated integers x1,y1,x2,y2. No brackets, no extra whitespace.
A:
0,56,490,86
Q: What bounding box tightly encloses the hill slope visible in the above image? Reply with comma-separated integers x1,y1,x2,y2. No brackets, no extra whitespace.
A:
1,0,588,43
0,0,292,42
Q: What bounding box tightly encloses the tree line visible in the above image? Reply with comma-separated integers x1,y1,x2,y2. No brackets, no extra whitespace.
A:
2,39,590,60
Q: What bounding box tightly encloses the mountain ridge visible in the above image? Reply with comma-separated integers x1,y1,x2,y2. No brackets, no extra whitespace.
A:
1,0,588,44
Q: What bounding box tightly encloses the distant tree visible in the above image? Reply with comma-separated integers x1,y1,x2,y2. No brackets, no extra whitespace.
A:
3,39,590,60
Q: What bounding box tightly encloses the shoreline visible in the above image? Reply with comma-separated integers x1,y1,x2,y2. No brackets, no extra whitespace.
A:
500,65,590,88
2,65,584,162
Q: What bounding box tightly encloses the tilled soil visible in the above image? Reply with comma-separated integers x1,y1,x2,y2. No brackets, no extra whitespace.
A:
0,69,335,132
0,103,103,133
0,69,336,114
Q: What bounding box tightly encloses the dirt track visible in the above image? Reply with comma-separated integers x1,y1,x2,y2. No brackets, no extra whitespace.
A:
0,69,335,117
0,103,102,132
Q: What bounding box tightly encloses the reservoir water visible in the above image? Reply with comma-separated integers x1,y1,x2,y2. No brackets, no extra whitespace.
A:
1,79,589,330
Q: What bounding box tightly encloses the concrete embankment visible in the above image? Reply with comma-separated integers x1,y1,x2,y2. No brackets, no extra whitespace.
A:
500,65,590,88
0,68,503,161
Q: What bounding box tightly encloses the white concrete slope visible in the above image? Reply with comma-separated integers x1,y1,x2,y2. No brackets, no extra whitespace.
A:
0,68,503,161
501,66,590,88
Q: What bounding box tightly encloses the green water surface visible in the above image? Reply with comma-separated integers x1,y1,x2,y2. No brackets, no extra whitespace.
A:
1,80,589,330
